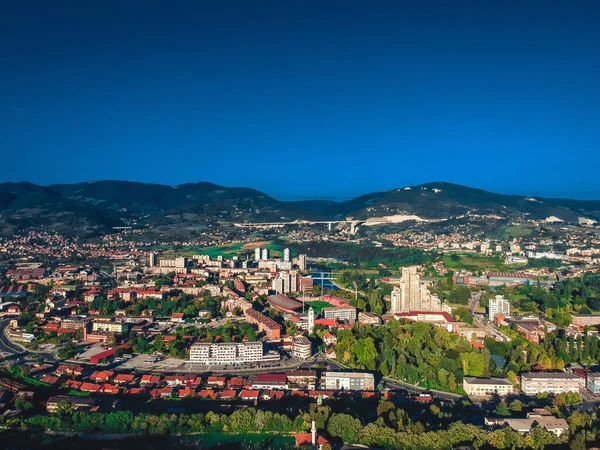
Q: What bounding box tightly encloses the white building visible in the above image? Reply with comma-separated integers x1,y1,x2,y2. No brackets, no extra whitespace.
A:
321,372,375,391
283,248,290,262
254,247,261,261
188,341,264,365
520,372,582,395
489,295,510,321
390,266,448,314
322,306,357,323
292,335,312,359
298,254,307,271
261,248,270,261
463,377,514,397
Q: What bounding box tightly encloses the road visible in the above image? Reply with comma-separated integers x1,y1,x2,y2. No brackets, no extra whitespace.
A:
0,318,57,363
469,292,481,314
381,376,463,402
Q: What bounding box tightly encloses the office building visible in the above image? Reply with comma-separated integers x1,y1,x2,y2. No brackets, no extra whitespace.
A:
322,306,357,323
489,295,511,321
321,372,375,391
463,377,514,397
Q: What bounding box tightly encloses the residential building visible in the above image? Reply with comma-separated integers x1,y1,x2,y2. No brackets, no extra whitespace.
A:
572,314,600,327
254,247,261,261
291,335,312,359
358,311,381,325
188,341,264,365
489,295,510,321
261,248,270,261
321,372,375,391
463,377,514,397
244,308,282,340
390,266,448,313
520,372,582,395
298,254,307,271
586,373,600,394
283,248,290,262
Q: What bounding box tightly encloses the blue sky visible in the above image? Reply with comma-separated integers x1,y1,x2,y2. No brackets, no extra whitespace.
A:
1,0,599,200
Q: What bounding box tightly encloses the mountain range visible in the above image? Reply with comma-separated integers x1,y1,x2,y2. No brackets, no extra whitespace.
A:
0,180,599,237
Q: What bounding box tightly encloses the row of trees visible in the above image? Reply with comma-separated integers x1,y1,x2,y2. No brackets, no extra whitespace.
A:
3,403,594,450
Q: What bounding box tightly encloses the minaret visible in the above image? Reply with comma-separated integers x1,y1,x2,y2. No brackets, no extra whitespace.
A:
311,419,317,450
308,307,315,336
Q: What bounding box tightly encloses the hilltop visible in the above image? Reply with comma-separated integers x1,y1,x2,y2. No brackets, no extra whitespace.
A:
0,180,598,237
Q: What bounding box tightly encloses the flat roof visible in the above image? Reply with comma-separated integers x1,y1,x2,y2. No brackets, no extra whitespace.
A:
463,377,512,386
521,372,580,379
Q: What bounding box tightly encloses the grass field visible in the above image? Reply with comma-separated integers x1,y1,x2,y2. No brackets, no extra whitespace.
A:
441,253,523,272
502,224,535,238
304,301,334,313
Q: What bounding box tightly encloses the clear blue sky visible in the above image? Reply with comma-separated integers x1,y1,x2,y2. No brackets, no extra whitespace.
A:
1,0,599,200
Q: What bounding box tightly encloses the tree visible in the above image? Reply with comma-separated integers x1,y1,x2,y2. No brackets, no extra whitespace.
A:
494,401,511,417
570,432,586,450
509,399,523,412
327,414,361,444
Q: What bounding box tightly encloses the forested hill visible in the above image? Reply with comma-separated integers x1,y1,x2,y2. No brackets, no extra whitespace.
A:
0,180,599,237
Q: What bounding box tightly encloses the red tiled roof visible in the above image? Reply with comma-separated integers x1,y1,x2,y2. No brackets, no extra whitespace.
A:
240,389,260,399
220,389,238,399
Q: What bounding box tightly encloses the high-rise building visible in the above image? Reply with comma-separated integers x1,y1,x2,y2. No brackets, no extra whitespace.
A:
271,275,289,294
283,248,290,262
261,248,270,261
390,266,448,314
255,247,261,261
298,254,307,271
148,252,157,267
489,295,510,321
402,266,421,311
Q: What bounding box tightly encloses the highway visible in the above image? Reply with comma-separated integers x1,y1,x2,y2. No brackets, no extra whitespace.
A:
0,318,57,363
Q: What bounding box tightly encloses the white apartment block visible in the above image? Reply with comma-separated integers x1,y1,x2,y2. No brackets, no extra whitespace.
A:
489,295,511,321
520,372,582,395
188,341,264,365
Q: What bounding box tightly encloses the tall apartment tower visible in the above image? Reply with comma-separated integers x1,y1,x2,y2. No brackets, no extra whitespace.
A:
401,266,421,311
390,286,403,314
254,247,261,261
283,248,290,262
272,276,285,294
261,248,270,261
148,252,157,268
298,254,307,272
489,295,511,321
